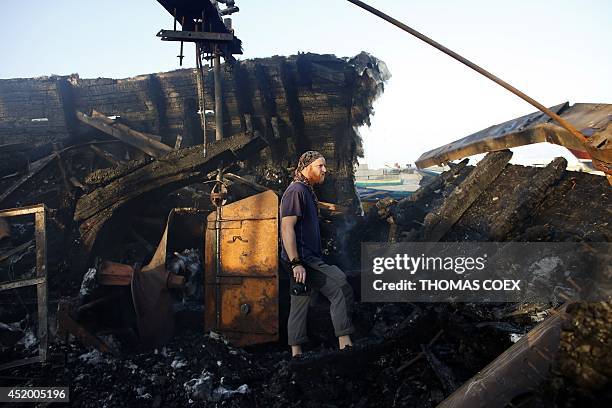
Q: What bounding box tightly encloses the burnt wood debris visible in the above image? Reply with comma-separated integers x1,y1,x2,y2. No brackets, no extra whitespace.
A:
0,50,610,407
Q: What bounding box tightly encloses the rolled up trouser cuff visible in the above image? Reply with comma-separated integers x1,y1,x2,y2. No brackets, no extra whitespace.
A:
334,326,355,338
288,335,309,346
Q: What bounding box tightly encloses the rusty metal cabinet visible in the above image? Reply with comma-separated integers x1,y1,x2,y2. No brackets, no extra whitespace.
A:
204,190,278,346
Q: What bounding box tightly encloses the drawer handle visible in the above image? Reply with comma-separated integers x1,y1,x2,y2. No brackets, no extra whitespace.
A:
227,235,248,243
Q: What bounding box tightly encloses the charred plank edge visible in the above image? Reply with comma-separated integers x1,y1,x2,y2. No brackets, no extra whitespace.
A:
420,150,512,242
438,304,569,408
76,111,172,158
487,157,567,240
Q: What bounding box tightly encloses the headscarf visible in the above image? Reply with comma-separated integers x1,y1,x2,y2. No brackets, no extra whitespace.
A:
293,150,323,202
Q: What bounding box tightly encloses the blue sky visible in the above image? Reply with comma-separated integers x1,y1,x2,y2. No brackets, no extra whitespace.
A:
1,1,610,167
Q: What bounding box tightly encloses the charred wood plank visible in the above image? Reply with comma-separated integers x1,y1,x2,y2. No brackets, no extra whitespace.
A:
76,110,173,158
410,159,469,204
420,150,512,242
438,304,568,408
0,240,34,263
486,157,567,240
52,144,71,194
422,344,458,395
89,145,122,165
69,177,85,191
0,141,124,204
57,301,119,356
0,154,56,205
225,172,269,193
74,133,266,263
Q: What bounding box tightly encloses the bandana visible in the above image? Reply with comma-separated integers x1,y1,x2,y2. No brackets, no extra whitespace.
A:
293,150,323,203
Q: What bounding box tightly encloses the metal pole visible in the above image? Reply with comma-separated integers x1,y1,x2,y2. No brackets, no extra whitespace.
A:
214,51,224,141
346,0,589,145
214,166,224,330
195,45,207,152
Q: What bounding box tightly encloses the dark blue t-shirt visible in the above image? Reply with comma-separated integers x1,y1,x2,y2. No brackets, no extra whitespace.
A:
280,182,322,261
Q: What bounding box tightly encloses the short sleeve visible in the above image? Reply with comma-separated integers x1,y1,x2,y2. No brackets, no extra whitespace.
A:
280,187,303,218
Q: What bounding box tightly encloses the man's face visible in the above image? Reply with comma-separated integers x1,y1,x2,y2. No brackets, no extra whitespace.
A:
306,157,326,184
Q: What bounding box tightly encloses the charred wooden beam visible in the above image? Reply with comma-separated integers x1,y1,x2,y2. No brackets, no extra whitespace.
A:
74,132,266,264
90,145,121,166
420,150,512,242
438,304,569,408
409,159,469,204
57,301,119,356
0,240,34,263
487,157,567,240
0,154,56,205
422,344,458,395
224,172,269,193
52,144,72,194
69,177,85,191
76,111,173,158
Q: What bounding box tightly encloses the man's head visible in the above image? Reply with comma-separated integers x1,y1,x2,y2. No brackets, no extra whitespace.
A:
296,151,326,185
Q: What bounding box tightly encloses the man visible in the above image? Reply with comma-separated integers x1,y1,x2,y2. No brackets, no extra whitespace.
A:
280,151,354,357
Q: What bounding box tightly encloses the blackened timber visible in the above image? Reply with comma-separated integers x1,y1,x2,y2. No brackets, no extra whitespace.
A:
254,64,278,138
74,133,266,262
0,53,389,205
420,150,512,242
147,74,169,139
89,145,121,165
438,304,569,408
487,157,567,240
232,62,256,134
421,344,458,395
76,111,173,158
409,159,469,204
0,154,57,205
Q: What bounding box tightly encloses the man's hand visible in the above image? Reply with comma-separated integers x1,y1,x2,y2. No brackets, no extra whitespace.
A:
293,265,306,284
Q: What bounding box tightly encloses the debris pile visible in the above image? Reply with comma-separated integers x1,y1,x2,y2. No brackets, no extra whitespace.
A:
0,50,610,407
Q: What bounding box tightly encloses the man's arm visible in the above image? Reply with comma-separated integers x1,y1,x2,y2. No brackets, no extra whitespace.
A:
281,215,306,284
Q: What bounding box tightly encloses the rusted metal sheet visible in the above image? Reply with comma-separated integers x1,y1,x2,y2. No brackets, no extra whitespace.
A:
416,103,612,174
204,190,279,346
0,204,48,371
132,209,183,348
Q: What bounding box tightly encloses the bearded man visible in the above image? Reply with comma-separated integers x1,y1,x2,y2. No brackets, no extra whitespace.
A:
280,151,354,357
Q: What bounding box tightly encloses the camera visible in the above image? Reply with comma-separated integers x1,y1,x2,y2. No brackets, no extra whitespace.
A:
291,282,309,296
